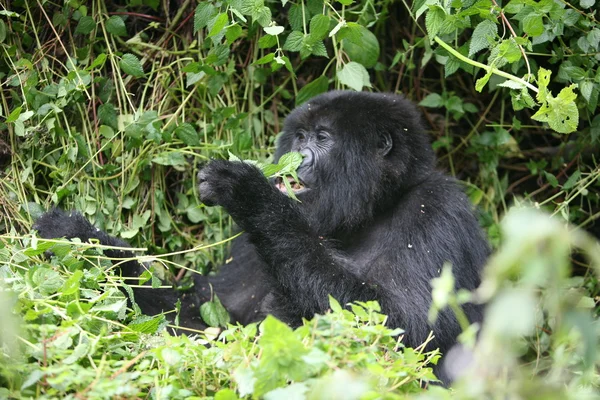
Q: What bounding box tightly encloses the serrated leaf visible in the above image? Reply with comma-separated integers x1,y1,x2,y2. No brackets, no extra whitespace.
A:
194,3,216,33
342,25,380,68
254,53,275,65
532,84,579,134
120,53,144,77
106,16,127,36
469,20,497,56
208,13,228,38
523,13,544,37
337,61,371,91
175,123,200,146
425,6,445,40
74,16,95,35
98,103,118,129
127,314,167,334
310,14,330,40
200,294,230,327
226,24,244,44
310,40,328,57
296,76,329,106
283,31,304,51
418,93,443,108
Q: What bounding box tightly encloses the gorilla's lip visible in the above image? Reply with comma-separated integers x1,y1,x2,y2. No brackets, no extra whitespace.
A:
275,176,307,194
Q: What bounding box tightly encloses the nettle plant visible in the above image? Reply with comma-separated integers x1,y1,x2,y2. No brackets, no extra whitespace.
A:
417,0,600,134
192,0,382,100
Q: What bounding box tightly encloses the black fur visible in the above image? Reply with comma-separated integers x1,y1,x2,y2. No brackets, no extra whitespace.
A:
34,91,489,385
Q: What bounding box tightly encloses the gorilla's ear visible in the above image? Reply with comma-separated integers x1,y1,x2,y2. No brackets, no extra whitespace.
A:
377,132,393,157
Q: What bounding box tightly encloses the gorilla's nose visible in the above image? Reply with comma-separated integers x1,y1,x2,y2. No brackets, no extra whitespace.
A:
299,148,314,169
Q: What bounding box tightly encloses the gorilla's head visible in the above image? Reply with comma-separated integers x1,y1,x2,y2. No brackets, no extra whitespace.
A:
274,91,435,235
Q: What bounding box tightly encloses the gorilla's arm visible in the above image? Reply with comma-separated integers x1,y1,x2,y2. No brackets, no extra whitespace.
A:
198,160,385,324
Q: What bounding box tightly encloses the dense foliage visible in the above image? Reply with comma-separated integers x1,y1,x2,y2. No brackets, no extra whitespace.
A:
0,0,599,398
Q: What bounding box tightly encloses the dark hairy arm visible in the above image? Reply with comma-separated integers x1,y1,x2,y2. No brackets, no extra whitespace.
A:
198,160,383,323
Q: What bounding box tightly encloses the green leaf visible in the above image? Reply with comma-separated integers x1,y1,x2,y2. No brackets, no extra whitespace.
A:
119,53,144,77
200,294,231,327
475,70,493,92
194,3,216,33
6,106,22,123
254,53,275,65
89,53,107,70
208,13,228,38
532,84,579,134
523,13,544,37
61,270,83,296
296,76,329,106
98,103,118,130
543,171,559,187
215,389,240,400
337,62,371,92
342,25,380,68
106,16,127,36
152,152,188,170
175,123,200,146
309,14,330,41
226,24,244,44
425,6,445,40
418,93,443,108
283,31,304,51
469,20,497,56
580,0,595,9
74,16,95,35
337,0,354,5
0,20,6,43
562,170,581,190
127,315,167,334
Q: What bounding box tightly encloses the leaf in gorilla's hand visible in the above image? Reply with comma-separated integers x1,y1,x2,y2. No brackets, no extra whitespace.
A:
200,293,230,328
228,151,304,200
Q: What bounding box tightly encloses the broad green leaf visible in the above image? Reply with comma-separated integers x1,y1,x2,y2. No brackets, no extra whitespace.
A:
208,13,228,38
337,61,371,92
419,93,443,108
296,76,329,106
89,53,107,70
226,24,244,44
283,31,304,51
152,152,188,170
127,315,167,334
6,106,22,123
580,0,595,8
532,84,579,134
425,6,445,40
106,16,127,36
469,20,497,56
254,53,275,65
175,123,200,146
475,70,493,92
309,14,330,40
61,270,84,296
194,3,216,32
119,53,144,77
523,14,544,37
98,103,118,129
342,25,380,68
74,16,95,35
200,294,231,327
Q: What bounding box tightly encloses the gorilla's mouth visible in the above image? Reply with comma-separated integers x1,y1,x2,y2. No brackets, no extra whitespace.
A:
275,176,306,194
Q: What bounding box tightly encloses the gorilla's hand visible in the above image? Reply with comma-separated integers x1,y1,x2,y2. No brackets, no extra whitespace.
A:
198,160,282,221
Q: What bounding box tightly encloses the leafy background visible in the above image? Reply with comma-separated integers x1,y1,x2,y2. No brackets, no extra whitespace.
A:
0,0,599,398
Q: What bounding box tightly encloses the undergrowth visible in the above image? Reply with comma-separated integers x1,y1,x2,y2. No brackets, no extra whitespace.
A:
1,0,599,398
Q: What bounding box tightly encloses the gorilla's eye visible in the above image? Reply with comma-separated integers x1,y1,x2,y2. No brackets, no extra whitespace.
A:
296,131,307,142
316,131,329,142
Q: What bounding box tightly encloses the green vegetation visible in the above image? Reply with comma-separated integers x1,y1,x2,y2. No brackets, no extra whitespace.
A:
0,0,599,398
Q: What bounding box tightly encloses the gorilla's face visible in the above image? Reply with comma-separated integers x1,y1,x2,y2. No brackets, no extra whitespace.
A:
272,91,435,236
274,126,335,195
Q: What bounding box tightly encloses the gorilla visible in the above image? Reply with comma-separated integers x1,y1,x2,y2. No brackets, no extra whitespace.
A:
34,91,489,385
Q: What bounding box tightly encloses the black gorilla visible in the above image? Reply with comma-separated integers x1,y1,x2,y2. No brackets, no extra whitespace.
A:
35,91,489,384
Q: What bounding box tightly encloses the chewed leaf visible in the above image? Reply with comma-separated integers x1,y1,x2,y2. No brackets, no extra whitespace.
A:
532,84,579,134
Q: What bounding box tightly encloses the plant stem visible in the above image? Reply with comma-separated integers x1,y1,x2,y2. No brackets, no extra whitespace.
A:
433,36,539,94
